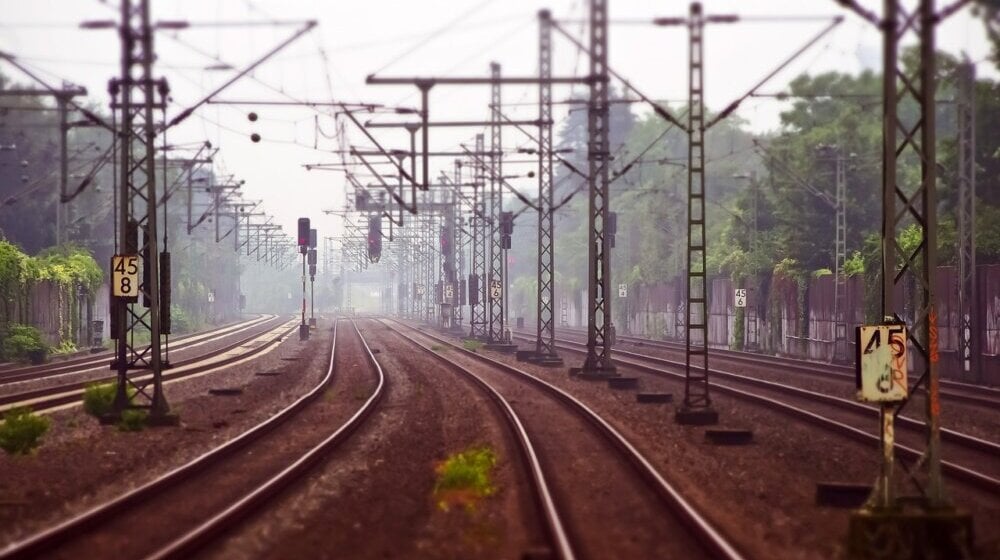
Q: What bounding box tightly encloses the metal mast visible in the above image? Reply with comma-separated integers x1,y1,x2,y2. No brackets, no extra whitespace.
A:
956,60,978,382
574,0,616,377
488,62,506,344
470,133,488,338
833,148,848,364
111,0,172,421
678,2,715,423
534,9,562,365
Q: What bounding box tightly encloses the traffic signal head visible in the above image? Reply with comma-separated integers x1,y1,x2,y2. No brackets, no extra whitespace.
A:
297,217,310,252
307,248,317,266
309,228,317,249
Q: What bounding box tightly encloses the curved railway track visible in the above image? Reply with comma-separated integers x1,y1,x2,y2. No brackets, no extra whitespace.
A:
0,314,276,387
552,327,1000,409
0,318,386,560
0,316,296,416
383,318,744,560
520,332,1000,496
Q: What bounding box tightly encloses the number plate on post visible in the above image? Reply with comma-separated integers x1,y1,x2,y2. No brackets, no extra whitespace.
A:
855,323,908,402
111,254,140,299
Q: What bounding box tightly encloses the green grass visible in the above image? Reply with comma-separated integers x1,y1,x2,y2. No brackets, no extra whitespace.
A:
0,407,50,455
117,408,148,432
462,340,484,353
434,445,497,512
82,381,135,419
430,344,445,352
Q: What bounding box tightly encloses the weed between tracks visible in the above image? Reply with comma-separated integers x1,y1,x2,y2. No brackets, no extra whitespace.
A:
462,340,483,353
431,345,446,352
0,407,50,455
434,445,497,512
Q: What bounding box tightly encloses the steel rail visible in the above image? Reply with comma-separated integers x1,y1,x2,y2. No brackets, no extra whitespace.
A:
536,335,1000,496
389,319,745,560
0,317,296,414
145,319,386,559
0,314,273,383
0,318,380,559
376,319,576,560
553,327,1000,409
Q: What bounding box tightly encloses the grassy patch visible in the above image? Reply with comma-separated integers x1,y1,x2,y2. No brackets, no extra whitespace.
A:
117,409,148,432
434,445,497,512
462,340,484,353
0,407,50,455
430,344,445,352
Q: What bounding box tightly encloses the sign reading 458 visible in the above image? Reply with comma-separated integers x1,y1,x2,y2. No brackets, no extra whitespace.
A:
111,254,140,298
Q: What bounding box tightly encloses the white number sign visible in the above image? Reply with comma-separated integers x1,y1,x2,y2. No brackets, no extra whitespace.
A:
618,283,628,298
734,288,747,308
856,324,908,402
489,280,502,301
111,254,139,298
443,283,454,300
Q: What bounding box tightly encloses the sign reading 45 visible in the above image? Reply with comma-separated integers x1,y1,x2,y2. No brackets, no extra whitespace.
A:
112,254,140,298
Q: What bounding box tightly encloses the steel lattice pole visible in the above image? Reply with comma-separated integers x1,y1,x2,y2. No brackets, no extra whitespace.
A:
956,60,978,382
680,2,713,418
113,0,171,420
488,62,505,343
535,9,560,363
577,0,615,377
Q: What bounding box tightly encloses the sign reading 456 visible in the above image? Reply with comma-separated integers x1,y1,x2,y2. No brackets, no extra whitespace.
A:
111,254,140,299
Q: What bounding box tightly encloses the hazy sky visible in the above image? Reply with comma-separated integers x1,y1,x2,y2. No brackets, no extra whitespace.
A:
1,1,994,241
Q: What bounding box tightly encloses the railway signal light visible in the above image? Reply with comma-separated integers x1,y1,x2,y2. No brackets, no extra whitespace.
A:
500,211,514,250
468,274,480,306
297,217,310,253
309,228,317,249
368,215,382,263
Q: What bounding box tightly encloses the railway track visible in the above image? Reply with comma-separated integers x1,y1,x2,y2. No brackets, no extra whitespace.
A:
0,314,276,387
520,332,1000,496
383,318,744,560
0,318,386,560
552,327,1000,409
0,316,296,416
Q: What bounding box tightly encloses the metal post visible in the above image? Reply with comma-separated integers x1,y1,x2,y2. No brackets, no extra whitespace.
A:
833,148,849,363
488,62,506,345
471,134,488,338
534,9,562,365
57,94,68,246
956,60,978,382
573,0,615,378
112,0,172,422
677,2,715,423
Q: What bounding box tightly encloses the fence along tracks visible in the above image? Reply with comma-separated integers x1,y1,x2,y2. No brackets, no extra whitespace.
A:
382,318,744,560
0,318,386,560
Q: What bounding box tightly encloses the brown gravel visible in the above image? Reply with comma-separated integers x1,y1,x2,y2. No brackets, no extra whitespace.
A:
433,322,1000,559
0,317,322,548
202,318,543,560
396,321,713,559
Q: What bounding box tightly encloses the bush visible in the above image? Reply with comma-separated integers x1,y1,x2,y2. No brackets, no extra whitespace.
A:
82,381,130,418
0,407,50,455
171,304,193,334
2,324,48,363
117,409,148,432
